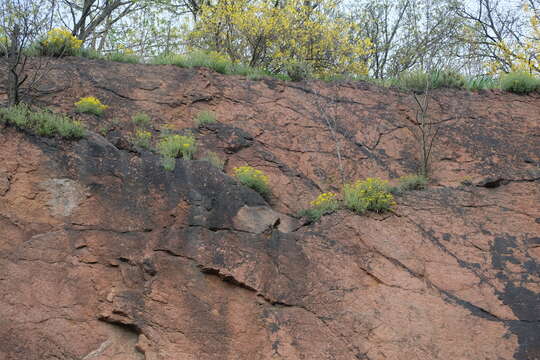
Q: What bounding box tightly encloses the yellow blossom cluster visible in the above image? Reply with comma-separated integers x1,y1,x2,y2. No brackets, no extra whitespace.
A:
74,96,108,116
41,28,82,56
157,134,197,160
189,0,372,77
233,166,270,196
310,192,338,208
343,178,395,213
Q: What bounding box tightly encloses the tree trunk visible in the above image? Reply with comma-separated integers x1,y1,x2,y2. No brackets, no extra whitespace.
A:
7,24,20,107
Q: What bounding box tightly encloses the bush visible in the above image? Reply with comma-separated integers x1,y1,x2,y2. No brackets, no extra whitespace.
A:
286,62,313,82
132,112,151,127
38,28,82,57
299,192,340,222
465,76,499,91
74,96,108,116
500,72,540,94
202,151,225,170
157,133,197,160
0,104,85,139
194,110,217,126
132,129,152,149
343,178,395,214
0,35,9,56
233,166,270,197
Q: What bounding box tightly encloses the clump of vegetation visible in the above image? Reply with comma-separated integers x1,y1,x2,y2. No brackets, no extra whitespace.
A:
74,96,108,116
465,76,500,91
500,72,540,94
157,133,197,171
132,112,151,127
0,104,85,139
132,129,152,149
38,28,82,57
393,70,465,92
343,178,395,214
202,151,225,170
158,133,197,160
299,192,340,222
106,48,140,64
194,110,217,126
233,166,270,197
389,174,428,195
286,62,313,82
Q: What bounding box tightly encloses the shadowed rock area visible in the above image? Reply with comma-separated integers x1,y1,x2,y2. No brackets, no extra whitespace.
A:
0,58,539,359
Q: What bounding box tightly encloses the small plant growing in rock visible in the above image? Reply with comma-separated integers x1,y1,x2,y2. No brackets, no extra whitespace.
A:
0,104,85,139
194,110,217,127
299,192,340,222
132,112,151,127
233,166,270,197
38,27,82,57
390,174,428,194
74,96,108,116
202,151,225,170
132,129,152,149
343,178,395,214
158,133,196,160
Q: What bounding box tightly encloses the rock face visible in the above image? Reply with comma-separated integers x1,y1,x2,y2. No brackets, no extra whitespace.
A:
0,58,539,360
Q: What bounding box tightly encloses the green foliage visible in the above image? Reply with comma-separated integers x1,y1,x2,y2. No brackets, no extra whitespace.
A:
161,157,176,171
500,72,540,94
132,112,151,127
393,70,465,92
105,51,140,64
0,104,85,139
151,51,287,80
38,28,82,57
233,166,270,197
194,110,217,126
465,76,500,91
132,129,152,149
343,178,395,214
202,151,225,170
286,62,313,82
157,133,197,160
76,48,105,60
74,96,108,116
299,192,340,222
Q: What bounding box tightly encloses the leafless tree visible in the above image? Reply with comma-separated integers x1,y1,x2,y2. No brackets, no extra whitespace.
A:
0,0,52,106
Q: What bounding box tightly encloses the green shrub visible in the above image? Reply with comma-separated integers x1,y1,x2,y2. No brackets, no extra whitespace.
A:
202,151,225,170
157,133,197,160
194,110,217,126
76,48,105,60
286,62,313,82
38,28,82,57
233,166,270,197
132,129,152,149
0,35,9,56
299,192,340,222
500,72,540,94
343,178,395,214
74,96,108,116
132,112,151,127
0,104,85,139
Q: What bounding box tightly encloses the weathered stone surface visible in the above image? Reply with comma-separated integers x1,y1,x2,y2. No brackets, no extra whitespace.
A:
0,58,538,359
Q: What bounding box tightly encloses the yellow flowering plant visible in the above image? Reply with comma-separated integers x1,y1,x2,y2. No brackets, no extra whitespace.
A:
132,129,152,149
157,134,197,161
233,166,270,197
39,28,82,57
74,96,108,116
300,192,340,222
343,178,396,214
